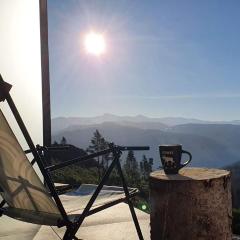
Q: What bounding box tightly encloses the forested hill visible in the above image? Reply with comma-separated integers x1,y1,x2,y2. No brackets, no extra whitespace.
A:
52,121,240,169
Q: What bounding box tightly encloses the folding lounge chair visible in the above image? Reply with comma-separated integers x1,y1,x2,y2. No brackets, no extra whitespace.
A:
0,76,149,240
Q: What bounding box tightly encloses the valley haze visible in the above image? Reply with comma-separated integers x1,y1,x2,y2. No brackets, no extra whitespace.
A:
52,114,240,169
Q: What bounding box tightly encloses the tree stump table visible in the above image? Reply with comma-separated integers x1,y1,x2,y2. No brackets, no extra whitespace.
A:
149,167,232,240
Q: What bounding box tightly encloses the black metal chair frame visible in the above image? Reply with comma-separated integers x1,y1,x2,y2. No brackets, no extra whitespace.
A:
0,76,149,240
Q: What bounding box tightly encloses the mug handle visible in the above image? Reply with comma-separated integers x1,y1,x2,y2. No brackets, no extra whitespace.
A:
180,150,192,168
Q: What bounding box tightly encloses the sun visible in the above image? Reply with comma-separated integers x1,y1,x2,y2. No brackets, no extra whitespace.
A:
84,32,106,56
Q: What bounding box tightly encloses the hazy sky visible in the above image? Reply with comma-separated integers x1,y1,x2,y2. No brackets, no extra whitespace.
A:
48,0,240,121
0,0,43,146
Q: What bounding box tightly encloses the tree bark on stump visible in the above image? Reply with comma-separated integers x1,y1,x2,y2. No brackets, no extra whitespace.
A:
150,168,232,240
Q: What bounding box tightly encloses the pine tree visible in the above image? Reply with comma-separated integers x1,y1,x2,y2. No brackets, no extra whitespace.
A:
87,130,111,179
123,150,140,187
60,136,67,145
140,155,153,180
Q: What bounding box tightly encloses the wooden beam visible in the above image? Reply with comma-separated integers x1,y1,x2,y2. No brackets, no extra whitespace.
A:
39,0,51,146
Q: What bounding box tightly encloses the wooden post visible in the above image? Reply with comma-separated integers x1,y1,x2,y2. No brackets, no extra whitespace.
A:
39,0,52,147
150,168,232,240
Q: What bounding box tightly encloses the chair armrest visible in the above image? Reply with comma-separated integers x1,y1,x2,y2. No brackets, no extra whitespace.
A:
45,147,113,172
43,144,150,172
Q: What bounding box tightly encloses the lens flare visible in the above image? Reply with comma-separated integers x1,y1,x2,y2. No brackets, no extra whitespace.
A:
141,204,147,210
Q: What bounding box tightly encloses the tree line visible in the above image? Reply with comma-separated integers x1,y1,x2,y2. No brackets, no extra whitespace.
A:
52,130,153,186
51,130,153,212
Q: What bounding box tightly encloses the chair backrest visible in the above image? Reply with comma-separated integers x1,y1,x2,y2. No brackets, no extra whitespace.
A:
0,109,60,215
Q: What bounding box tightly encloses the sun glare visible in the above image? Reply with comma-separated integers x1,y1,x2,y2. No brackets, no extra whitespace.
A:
84,32,106,56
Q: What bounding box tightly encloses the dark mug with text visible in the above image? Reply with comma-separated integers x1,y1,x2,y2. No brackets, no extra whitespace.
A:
159,144,192,174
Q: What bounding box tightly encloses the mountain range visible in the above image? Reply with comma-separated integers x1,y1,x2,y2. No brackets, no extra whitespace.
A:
52,113,240,133
52,114,240,169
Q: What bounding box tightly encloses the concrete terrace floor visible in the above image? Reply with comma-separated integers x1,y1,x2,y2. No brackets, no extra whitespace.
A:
1,187,239,240
0,203,150,240
1,204,240,239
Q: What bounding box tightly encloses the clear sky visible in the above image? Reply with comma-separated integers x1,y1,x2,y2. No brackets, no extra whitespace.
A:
48,0,240,121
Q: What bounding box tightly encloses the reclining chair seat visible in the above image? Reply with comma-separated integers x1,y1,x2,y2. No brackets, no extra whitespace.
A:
0,109,138,227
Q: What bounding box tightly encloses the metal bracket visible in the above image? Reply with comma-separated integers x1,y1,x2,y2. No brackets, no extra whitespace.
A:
0,209,3,217
0,75,12,102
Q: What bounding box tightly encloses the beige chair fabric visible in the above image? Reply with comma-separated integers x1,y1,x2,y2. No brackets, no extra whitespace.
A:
0,109,60,216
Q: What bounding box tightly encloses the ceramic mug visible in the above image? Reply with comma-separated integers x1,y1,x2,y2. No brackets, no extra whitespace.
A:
159,144,192,174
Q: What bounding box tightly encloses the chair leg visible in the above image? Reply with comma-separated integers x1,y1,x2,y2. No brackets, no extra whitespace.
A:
63,152,121,239
63,226,78,240
116,160,144,240
62,228,72,240
64,147,144,240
